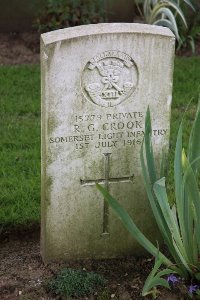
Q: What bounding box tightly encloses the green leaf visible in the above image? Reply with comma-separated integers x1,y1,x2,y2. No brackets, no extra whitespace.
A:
161,0,188,28
140,140,173,249
188,36,196,55
159,150,167,179
153,178,185,256
181,150,195,264
96,183,172,267
183,0,195,11
147,277,170,290
182,154,200,255
153,178,191,277
188,99,200,174
174,123,187,249
154,19,179,40
144,107,157,184
152,7,179,39
141,109,186,277
156,268,175,278
142,253,171,297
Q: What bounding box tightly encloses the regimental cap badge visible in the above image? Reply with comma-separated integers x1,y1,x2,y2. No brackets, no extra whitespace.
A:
81,50,138,107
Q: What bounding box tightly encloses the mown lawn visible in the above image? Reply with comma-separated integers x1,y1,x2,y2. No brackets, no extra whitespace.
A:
0,57,200,226
0,66,40,225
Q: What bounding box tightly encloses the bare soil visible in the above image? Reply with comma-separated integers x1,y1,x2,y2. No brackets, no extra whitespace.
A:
0,32,199,66
0,226,191,300
0,32,40,65
0,32,199,299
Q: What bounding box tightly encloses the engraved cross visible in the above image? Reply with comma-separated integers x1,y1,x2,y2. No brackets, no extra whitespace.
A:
80,153,134,237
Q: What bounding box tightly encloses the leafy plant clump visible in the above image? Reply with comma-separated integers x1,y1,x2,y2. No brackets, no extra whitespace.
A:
97,100,200,297
35,0,106,32
135,0,195,41
48,268,106,298
177,4,200,54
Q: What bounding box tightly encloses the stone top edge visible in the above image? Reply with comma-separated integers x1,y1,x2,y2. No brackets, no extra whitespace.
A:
41,23,175,45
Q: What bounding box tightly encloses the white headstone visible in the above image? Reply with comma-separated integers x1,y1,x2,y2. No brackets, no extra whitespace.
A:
41,23,175,262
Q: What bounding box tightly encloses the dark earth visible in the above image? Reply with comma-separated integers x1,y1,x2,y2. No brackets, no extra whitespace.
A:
0,225,190,300
1,32,200,300
0,31,199,66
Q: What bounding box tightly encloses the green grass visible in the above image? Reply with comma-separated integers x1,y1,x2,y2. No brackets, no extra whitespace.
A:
0,57,200,226
168,57,200,202
0,65,40,225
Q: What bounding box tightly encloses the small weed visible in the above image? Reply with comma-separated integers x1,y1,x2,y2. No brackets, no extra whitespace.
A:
48,268,106,298
97,288,110,300
35,0,106,33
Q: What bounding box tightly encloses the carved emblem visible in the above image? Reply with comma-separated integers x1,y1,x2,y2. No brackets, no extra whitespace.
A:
81,50,138,107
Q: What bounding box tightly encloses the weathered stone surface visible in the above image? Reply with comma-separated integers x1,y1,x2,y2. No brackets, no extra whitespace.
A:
41,23,175,262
